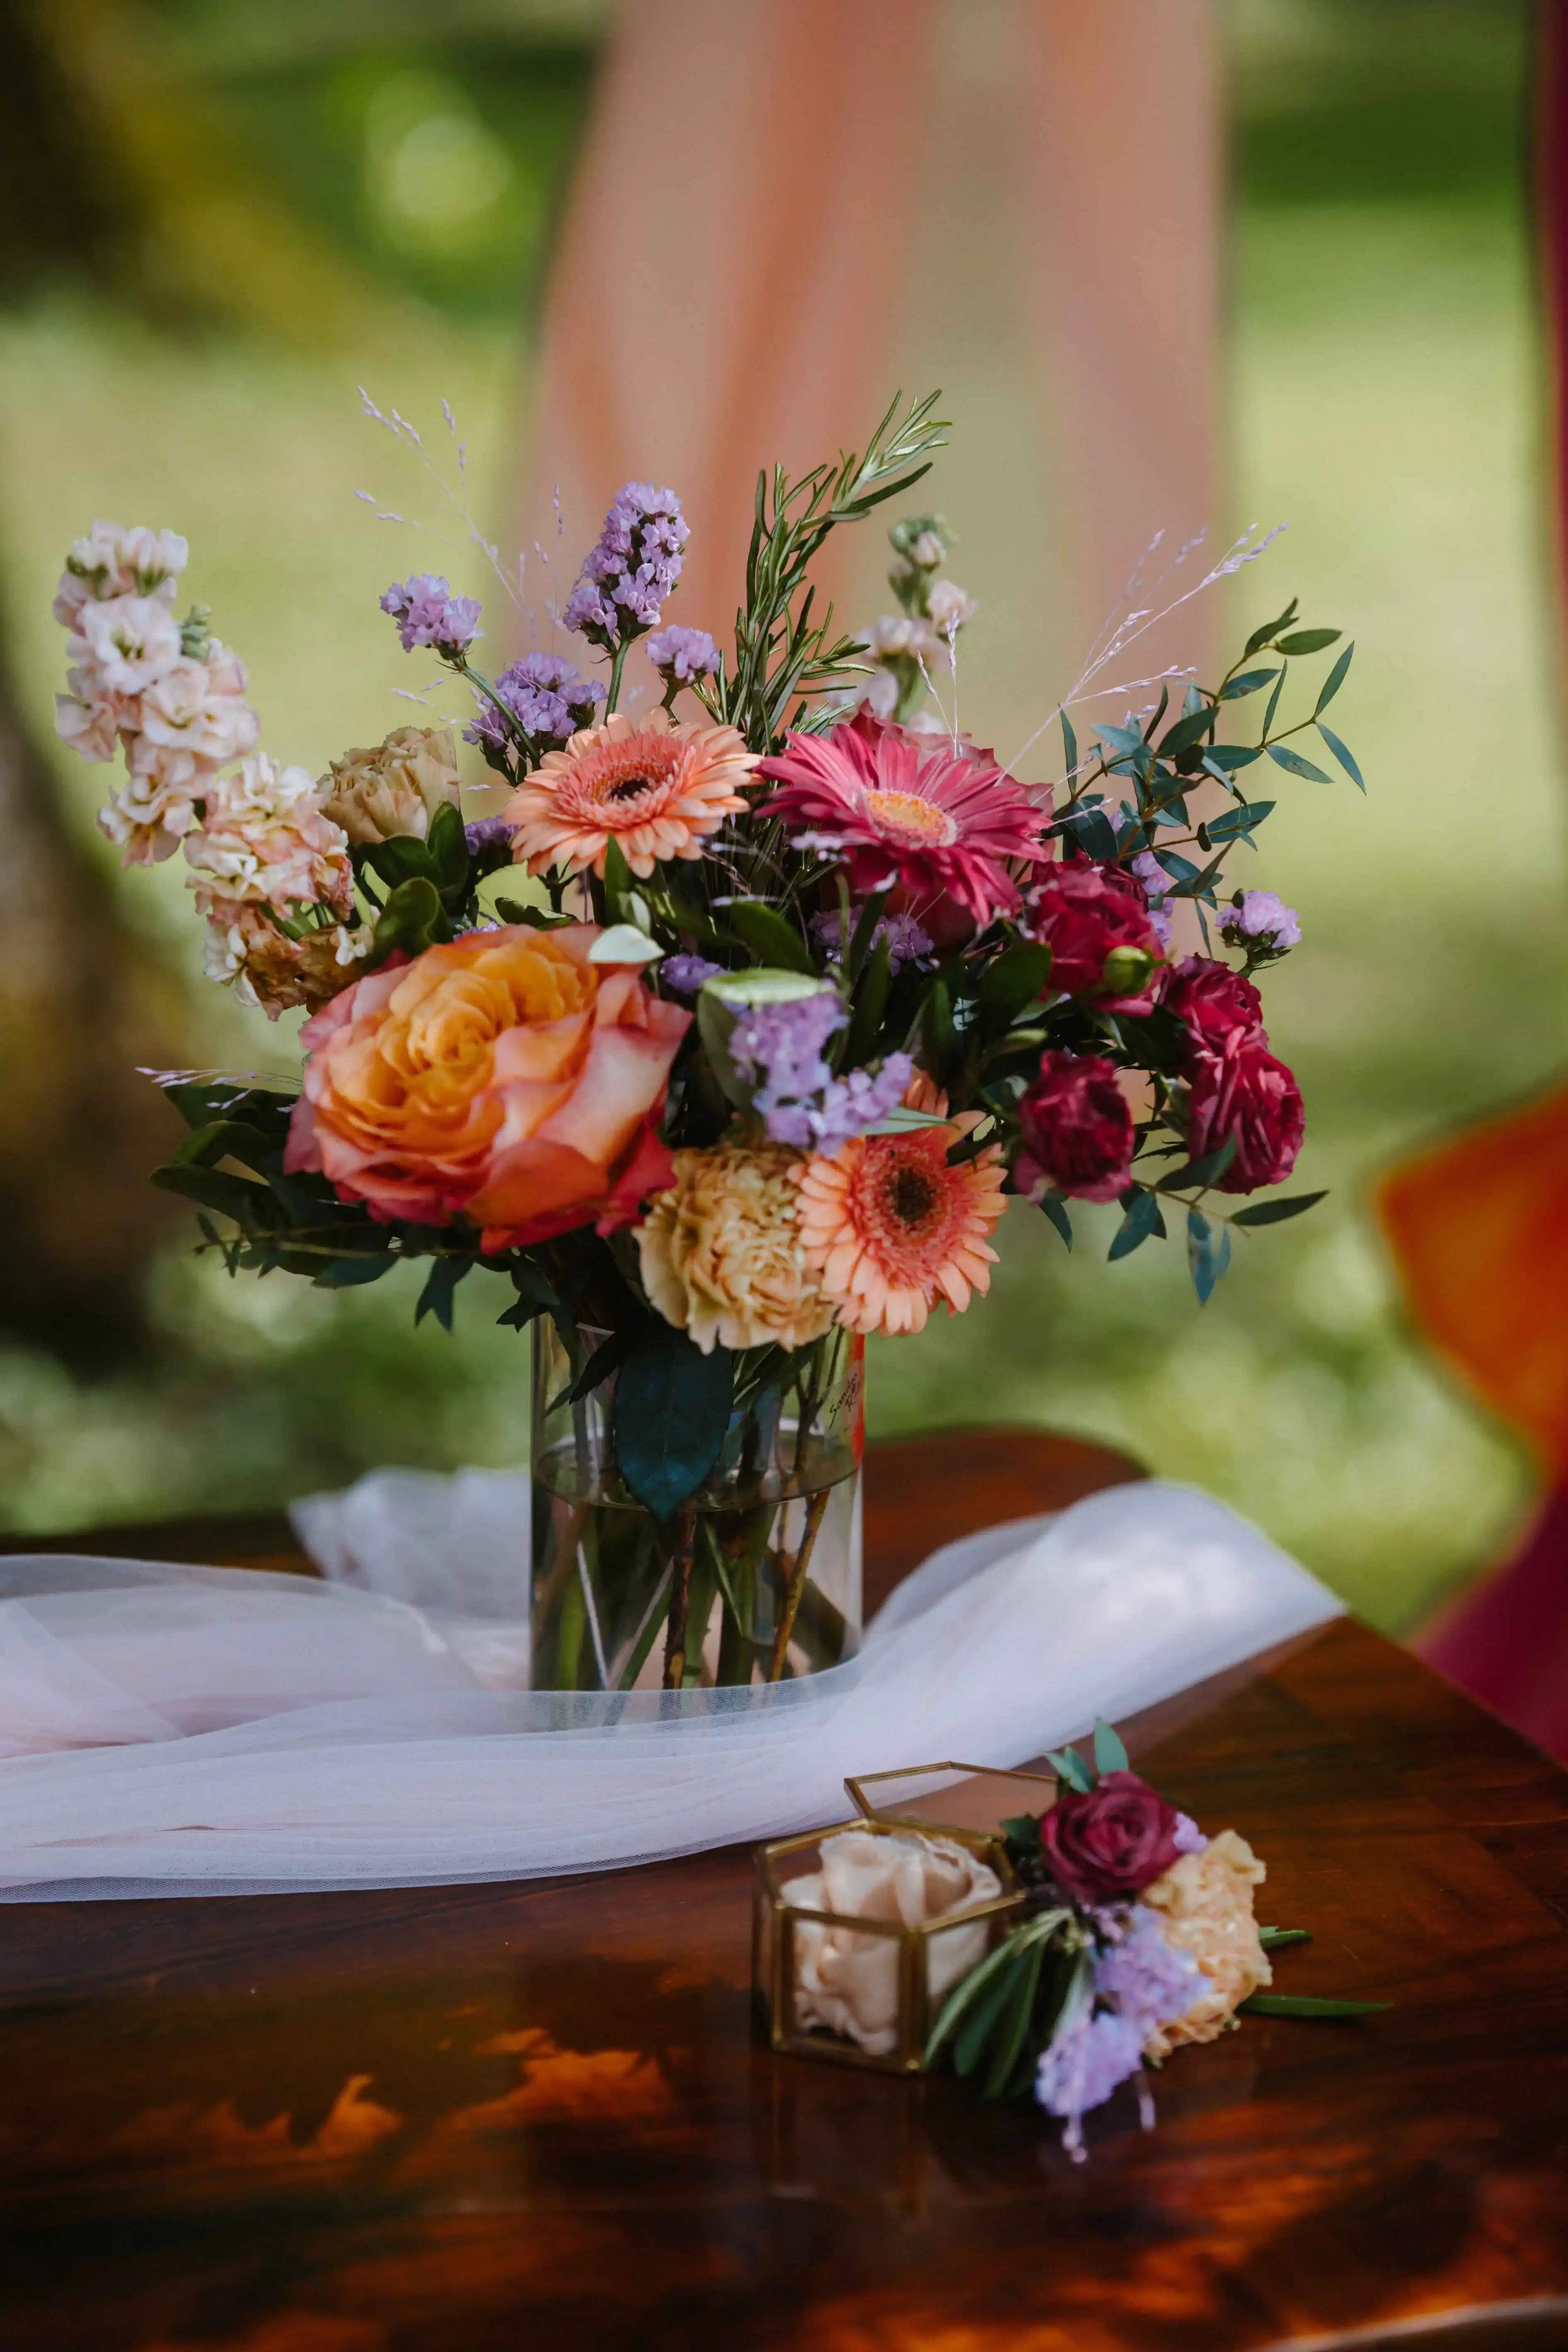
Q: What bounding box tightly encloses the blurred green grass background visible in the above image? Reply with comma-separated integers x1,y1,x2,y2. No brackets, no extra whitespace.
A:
0,0,1561,1637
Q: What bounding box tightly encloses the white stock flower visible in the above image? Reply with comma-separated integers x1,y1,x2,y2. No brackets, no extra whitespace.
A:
911,529,945,568
96,769,200,867
71,595,183,696
55,689,119,764
55,521,187,621
862,613,939,663
860,669,901,720
924,579,978,635
139,655,259,767
185,752,353,917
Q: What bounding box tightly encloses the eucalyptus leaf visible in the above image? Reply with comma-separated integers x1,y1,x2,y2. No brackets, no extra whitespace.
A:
1275,627,1341,656
1314,640,1354,713
1266,743,1332,784
1242,598,1300,658
1317,721,1366,791
1037,1193,1073,1252
1159,1134,1239,1192
1217,666,1279,701
1108,1188,1166,1261
1186,1206,1232,1305
726,898,815,974
1091,1717,1129,1774
1229,1190,1327,1227
1239,1993,1389,2018
1045,1743,1094,1793
613,1329,735,1519
414,1257,471,1332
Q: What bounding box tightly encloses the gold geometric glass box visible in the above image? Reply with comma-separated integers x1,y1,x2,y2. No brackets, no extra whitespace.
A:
752,1763,1057,2075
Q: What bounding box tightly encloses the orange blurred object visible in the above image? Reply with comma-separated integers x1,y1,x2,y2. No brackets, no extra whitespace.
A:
1380,1082,1568,1761
1379,1082,1568,1478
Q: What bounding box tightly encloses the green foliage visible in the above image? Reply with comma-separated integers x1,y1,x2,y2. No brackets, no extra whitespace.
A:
612,1326,736,1519
709,390,950,754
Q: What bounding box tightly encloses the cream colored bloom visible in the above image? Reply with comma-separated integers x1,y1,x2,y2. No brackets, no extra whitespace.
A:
637,1141,836,1354
925,579,979,635
781,1830,1001,2056
185,753,353,917
1139,1829,1272,2058
71,594,183,697
863,613,939,663
319,725,463,845
138,652,258,768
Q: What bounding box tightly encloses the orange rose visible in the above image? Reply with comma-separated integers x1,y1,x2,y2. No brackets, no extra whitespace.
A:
284,923,690,1250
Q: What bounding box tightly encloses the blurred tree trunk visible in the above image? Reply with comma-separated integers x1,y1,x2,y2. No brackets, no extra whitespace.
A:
0,632,176,1361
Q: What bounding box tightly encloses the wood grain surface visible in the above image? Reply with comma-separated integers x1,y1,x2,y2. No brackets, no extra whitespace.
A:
2,1428,1566,2352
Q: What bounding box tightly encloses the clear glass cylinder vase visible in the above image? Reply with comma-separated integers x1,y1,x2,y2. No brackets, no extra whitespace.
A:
529,1320,863,1695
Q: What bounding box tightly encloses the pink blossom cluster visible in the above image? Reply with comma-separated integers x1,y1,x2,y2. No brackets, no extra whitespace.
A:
54,521,359,1018
54,521,259,868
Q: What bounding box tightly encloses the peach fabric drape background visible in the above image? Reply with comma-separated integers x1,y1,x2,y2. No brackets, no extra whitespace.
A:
513,0,1220,708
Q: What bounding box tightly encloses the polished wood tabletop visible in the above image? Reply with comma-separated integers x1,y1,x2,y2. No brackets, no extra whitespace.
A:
3,1429,1567,2352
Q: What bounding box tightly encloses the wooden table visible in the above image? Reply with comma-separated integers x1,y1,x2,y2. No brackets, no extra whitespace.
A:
3,1429,1567,2352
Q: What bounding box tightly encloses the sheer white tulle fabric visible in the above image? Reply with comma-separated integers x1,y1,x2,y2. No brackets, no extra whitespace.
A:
0,1478,1340,1899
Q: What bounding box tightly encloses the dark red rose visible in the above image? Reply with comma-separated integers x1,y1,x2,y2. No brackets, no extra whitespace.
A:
1015,1051,1135,1203
1160,955,1266,1066
1038,1771,1183,1903
1185,1034,1304,1192
1025,860,1160,1012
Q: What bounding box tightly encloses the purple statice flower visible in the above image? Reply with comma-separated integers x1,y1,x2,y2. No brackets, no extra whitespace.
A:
729,991,911,1153
465,652,604,755
648,625,720,686
1130,851,1174,950
1093,1906,1204,2040
564,482,689,653
730,991,843,1110
1035,2011,1144,2161
380,574,482,657
1223,889,1302,954
806,1054,914,1154
662,953,725,997
464,815,514,856
1035,1909,1203,2161
810,906,934,975
1172,1812,1208,1857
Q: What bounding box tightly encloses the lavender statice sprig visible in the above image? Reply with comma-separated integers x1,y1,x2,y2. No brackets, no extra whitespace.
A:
463,652,605,777
728,990,913,1155
380,574,482,657
563,482,690,711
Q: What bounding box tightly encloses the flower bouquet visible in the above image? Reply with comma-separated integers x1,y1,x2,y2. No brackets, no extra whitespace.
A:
54,391,1362,1694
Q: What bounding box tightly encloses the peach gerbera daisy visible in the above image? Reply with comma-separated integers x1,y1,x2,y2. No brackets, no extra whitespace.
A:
503,709,756,880
794,1092,1008,1337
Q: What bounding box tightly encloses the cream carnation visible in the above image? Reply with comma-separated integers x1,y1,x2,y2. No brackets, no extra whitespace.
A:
1138,1829,1272,2059
320,724,462,845
185,753,353,917
637,1142,836,1355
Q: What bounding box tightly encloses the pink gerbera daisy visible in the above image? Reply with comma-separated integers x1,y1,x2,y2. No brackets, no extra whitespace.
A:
794,1086,1008,1336
757,712,1042,928
504,710,756,879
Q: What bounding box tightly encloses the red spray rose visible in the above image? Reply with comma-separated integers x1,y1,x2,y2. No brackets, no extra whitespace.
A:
1039,1770,1183,1903
1185,1033,1304,1192
1025,860,1160,1011
1160,956,1266,1065
1015,1051,1135,1203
